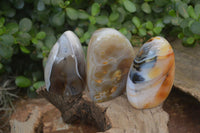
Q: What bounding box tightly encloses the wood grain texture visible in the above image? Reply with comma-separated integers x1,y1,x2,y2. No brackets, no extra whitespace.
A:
10,107,42,133
36,87,169,133
171,39,200,102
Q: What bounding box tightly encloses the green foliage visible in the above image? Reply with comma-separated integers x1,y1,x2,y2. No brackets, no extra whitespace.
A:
0,0,199,96
123,0,136,13
15,76,31,88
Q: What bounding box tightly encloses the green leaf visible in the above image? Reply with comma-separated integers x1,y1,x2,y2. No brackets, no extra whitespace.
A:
187,5,197,20
109,12,119,21
122,21,135,31
32,38,38,44
0,34,14,46
0,63,3,70
14,0,24,9
52,11,65,26
66,8,78,20
178,32,184,39
91,3,100,16
126,31,132,40
6,22,19,34
80,32,90,43
155,20,165,28
180,18,193,28
96,15,108,25
141,2,151,14
75,27,84,37
33,81,45,90
190,21,200,35
0,44,13,59
4,8,16,18
139,28,146,36
171,17,182,26
188,19,195,27
42,0,51,5
88,24,97,33
152,4,163,13
30,86,35,92
117,7,126,23
51,0,64,6
183,27,193,36
147,30,154,36
64,1,70,6
131,27,137,34
154,0,168,6
0,17,5,27
183,0,190,4
20,46,31,54
34,40,44,49
186,37,195,44
32,71,43,82
163,16,173,24
169,9,176,17
89,16,96,24
0,27,6,35
19,18,32,32
194,4,200,18
123,0,136,13
146,21,153,30
36,31,46,40
37,0,45,11
44,34,56,49
17,32,31,46
153,27,162,34
15,76,31,88
132,16,141,28
194,34,200,39
78,10,89,19
178,3,189,18
119,28,128,35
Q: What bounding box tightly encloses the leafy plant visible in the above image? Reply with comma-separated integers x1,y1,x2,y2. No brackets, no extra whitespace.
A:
0,0,199,96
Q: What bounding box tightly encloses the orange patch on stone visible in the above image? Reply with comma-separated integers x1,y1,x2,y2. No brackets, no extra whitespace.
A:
154,37,161,40
111,70,122,81
146,38,154,42
144,103,151,108
110,86,117,93
143,54,175,109
153,61,175,107
95,79,102,83
148,67,161,79
103,61,108,64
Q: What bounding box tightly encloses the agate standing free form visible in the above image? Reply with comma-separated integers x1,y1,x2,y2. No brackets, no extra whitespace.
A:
87,28,135,102
126,36,175,109
44,31,86,96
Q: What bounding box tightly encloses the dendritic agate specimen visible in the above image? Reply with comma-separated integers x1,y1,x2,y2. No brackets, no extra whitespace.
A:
44,31,86,96
87,28,135,102
126,36,175,109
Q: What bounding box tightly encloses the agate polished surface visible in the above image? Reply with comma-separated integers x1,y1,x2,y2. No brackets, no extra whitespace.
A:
44,31,86,96
87,28,135,102
126,36,175,109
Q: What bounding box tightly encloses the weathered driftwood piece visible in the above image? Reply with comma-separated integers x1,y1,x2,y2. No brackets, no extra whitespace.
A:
171,39,200,102
37,86,169,133
37,86,111,131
